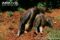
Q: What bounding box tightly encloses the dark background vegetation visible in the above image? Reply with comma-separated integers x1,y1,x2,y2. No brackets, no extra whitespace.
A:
0,0,60,11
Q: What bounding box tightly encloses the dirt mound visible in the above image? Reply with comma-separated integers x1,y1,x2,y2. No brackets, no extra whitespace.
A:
5,30,47,40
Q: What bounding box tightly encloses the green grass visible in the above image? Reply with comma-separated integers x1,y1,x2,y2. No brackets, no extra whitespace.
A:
0,13,2,16
8,11,13,17
55,16,60,20
44,28,60,40
18,8,25,13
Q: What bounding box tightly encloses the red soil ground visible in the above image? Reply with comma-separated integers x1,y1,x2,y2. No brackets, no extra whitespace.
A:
0,9,60,40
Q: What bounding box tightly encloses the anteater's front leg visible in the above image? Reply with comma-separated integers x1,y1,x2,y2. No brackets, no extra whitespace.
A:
17,13,31,36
